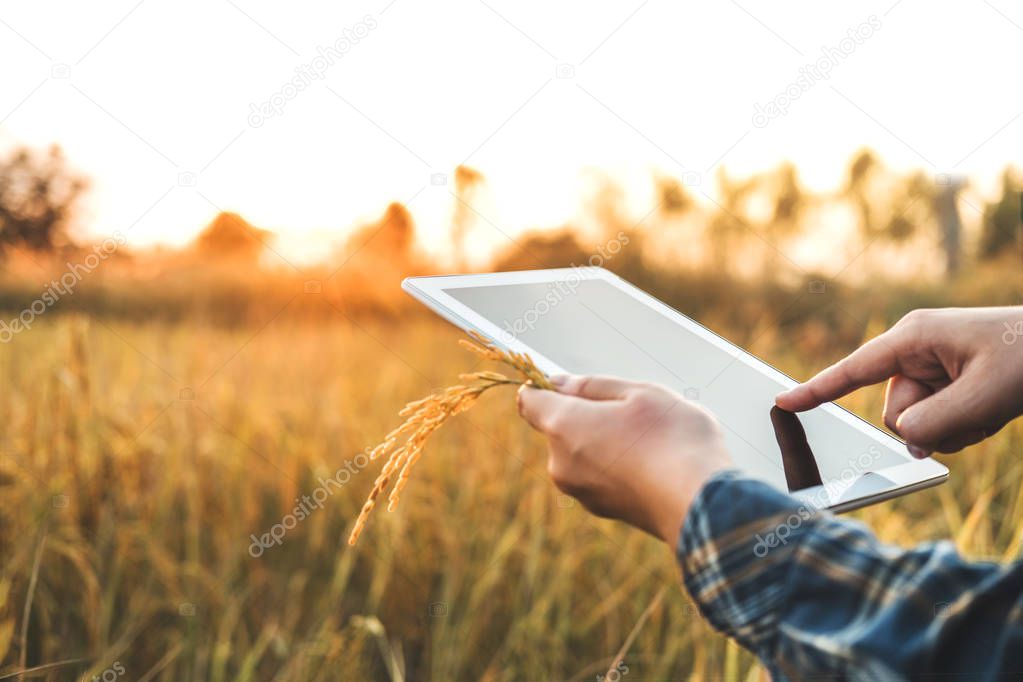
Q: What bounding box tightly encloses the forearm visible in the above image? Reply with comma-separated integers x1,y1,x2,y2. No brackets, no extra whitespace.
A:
679,471,1023,680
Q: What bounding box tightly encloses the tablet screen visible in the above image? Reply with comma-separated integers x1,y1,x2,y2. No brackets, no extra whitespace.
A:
444,278,908,494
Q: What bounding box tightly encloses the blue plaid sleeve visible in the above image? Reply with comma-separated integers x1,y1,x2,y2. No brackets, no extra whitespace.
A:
678,470,1023,681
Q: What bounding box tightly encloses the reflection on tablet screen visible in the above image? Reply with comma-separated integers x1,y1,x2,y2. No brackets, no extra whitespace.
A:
445,278,908,493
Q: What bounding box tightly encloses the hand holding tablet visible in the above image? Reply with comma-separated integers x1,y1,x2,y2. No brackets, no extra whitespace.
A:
404,267,949,512
516,375,732,549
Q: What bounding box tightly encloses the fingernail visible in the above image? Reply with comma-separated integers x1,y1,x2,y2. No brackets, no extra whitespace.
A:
907,445,929,459
549,375,569,388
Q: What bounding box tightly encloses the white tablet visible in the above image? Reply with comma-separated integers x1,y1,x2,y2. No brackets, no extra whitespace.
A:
403,267,948,511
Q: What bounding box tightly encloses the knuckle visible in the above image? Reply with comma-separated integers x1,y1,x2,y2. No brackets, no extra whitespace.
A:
898,309,932,334
542,410,569,435
894,309,935,349
900,308,928,324
833,359,856,385
624,391,658,420
571,375,592,396
547,458,580,495
637,380,662,394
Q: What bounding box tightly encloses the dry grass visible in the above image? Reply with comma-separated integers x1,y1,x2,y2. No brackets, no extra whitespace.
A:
0,312,1020,680
349,333,553,545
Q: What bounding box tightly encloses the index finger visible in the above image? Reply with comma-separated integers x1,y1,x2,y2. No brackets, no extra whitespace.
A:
775,328,906,411
556,375,636,401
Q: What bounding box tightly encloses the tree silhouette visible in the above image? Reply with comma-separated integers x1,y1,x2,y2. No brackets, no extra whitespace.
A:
490,228,588,271
979,168,1021,262
841,150,965,279
707,168,756,276
655,175,693,216
762,162,807,274
194,212,272,262
842,148,880,238
343,202,417,265
451,165,485,270
0,144,86,253
768,163,805,235
932,175,964,277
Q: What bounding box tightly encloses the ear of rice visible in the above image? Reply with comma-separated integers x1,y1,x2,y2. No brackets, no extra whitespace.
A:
347,334,551,545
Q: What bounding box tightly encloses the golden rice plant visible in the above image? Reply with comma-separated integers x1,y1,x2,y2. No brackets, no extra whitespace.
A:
348,332,554,545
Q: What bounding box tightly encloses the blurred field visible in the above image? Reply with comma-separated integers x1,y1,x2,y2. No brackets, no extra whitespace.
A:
2,288,1022,680
1,145,1021,679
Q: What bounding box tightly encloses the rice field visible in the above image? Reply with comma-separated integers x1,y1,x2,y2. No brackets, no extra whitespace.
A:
2,310,1021,681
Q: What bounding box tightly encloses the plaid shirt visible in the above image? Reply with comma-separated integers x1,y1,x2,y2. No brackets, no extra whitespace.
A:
679,470,1023,681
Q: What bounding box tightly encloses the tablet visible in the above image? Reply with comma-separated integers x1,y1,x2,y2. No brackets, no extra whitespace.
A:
403,267,948,511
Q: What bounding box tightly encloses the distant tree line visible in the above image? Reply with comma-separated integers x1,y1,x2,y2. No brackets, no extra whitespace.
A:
1,144,1018,281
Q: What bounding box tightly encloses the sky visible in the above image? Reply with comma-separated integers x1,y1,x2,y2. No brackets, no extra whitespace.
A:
2,0,1022,264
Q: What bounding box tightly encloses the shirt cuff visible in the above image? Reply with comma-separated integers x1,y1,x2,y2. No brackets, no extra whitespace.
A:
677,469,825,657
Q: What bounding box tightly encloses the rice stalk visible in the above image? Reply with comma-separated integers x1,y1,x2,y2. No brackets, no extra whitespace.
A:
348,333,553,545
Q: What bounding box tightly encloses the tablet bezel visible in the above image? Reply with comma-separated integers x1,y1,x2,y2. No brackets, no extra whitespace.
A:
403,266,948,512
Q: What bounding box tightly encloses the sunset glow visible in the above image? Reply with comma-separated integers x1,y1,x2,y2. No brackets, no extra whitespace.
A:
2,1,1021,264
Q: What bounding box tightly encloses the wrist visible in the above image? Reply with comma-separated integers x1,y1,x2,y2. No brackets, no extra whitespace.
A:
650,461,731,551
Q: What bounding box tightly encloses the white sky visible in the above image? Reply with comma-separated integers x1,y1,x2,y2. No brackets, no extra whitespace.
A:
2,0,1021,264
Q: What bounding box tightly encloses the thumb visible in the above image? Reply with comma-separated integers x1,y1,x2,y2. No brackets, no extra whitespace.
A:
517,384,581,434
895,370,999,450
